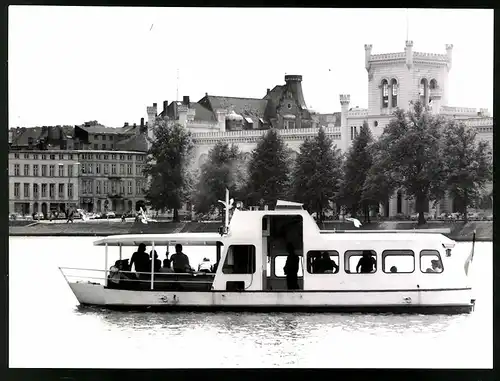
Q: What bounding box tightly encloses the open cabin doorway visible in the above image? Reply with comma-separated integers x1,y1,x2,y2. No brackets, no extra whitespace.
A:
262,214,304,291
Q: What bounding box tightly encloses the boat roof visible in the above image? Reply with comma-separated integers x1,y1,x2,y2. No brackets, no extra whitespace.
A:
93,233,223,247
322,232,455,244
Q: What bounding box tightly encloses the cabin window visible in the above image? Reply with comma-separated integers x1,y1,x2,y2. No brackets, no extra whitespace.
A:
274,255,304,277
306,250,340,274
382,250,415,273
420,250,443,273
344,250,377,274
222,245,256,274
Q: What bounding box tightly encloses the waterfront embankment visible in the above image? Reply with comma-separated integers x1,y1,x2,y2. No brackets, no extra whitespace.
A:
8,220,492,241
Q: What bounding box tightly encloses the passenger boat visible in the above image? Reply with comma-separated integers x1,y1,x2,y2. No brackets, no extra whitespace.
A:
60,196,476,314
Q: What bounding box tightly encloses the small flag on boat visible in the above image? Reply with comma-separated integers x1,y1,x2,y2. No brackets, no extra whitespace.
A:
345,217,362,228
464,230,476,276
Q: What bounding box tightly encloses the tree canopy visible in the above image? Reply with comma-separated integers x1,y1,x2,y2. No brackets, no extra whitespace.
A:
371,101,447,224
143,118,194,221
292,127,343,221
245,129,290,208
193,141,246,215
441,120,492,222
338,121,373,220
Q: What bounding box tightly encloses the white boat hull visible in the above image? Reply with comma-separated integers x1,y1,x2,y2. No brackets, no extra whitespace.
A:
69,282,474,314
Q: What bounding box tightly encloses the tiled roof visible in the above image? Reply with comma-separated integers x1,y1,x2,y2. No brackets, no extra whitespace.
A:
203,95,268,124
190,102,216,122
317,112,341,127
79,125,134,135
115,133,148,152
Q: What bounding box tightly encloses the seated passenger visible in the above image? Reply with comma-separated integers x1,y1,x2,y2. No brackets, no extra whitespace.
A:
426,259,442,273
318,252,339,273
130,243,150,275
150,250,162,272
311,252,322,273
170,244,191,273
198,257,212,273
159,259,174,273
390,266,398,273
356,250,377,273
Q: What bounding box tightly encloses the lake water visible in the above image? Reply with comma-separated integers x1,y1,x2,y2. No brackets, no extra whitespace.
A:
8,237,492,368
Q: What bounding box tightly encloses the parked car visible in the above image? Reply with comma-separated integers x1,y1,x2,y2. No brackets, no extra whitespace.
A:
105,211,116,218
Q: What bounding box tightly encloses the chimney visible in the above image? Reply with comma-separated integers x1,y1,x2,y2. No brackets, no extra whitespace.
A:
163,100,168,116
183,96,190,106
140,118,144,129
267,88,270,95
124,122,129,127
153,103,157,108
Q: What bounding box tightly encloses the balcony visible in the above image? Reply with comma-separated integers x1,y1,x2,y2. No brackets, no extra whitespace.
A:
108,193,124,199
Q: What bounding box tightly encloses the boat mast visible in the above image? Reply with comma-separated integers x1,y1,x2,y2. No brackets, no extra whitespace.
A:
218,188,234,233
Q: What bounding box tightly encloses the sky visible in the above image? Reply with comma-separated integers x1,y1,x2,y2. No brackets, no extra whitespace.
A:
8,7,494,127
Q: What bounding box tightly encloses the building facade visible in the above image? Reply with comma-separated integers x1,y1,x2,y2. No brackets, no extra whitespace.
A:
142,41,492,216
8,150,80,217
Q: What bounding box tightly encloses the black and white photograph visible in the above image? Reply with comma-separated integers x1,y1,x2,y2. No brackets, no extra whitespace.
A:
8,6,493,369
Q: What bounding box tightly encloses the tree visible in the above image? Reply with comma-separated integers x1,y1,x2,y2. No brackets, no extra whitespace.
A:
441,120,492,223
193,141,246,215
373,101,447,225
245,129,290,207
143,118,194,222
338,121,373,222
292,127,343,221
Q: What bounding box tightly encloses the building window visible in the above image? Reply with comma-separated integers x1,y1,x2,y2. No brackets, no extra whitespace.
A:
14,164,20,176
42,165,47,177
68,183,73,198
14,153,19,159
42,154,46,160
96,181,101,194
381,79,389,108
49,165,55,177
127,164,132,175
382,250,415,273
88,163,93,174
96,163,101,174
81,164,86,174
68,165,73,177
222,245,256,274
89,154,93,160
24,164,30,176
136,165,141,175
104,164,109,174
350,126,354,140
58,184,65,198
24,153,29,159
111,164,117,175
135,179,141,194
120,182,125,195
420,78,428,104
120,154,125,161
306,250,339,274
374,120,378,127
103,181,108,194
33,183,39,198
59,154,64,160
94,144,98,150
41,184,47,198
58,165,64,177
33,165,39,177
127,181,132,194
14,183,20,198
103,154,108,160
49,184,55,198
50,154,55,160
111,182,116,194
112,154,117,160
120,164,125,175
127,155,132,161
24,183,30,198
420,250,443,273
389,79,398,108
102,144,107,150
33,154,39,160
344,250,377,274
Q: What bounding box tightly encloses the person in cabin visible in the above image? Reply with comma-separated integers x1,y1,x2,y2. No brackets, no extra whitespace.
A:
159,258,174,273
311,252,322,273
426,259,442,273
356,250,377,273
150,250,162,272
130,243,150,276
390,266,398,273
283,243,300,290
198,258,212,273
319,252,339,273
170,244,192,273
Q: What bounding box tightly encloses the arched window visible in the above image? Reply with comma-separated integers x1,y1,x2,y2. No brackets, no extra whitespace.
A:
429,79,437,90
381,80,389,108
390,79,398,108
420,78,428,104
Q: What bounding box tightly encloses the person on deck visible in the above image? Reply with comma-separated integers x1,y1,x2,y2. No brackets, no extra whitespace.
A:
356,250,377,273
170,244,191,273
283,243,300,290
150,250,162,272
159,258,174,273
318,252,339,273
198,258,212,273
130,243,150,276
426,260,442,273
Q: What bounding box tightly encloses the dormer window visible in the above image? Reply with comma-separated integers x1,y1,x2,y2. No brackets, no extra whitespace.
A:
381,80,389,108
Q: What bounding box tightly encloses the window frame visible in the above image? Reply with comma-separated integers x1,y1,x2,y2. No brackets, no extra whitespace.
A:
381,250,415,274
344,250,378,274
221,244,257,275
305,250,340,275
419,249,444,274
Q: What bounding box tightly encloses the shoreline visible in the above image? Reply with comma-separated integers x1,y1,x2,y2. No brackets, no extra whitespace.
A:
8,220,492,241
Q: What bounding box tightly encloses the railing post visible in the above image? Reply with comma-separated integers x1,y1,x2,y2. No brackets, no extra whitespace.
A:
119,244,122,262
151,241,155,290
104,243,108,286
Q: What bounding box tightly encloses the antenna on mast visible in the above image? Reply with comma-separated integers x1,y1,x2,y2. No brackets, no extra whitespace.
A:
176,68,179,102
